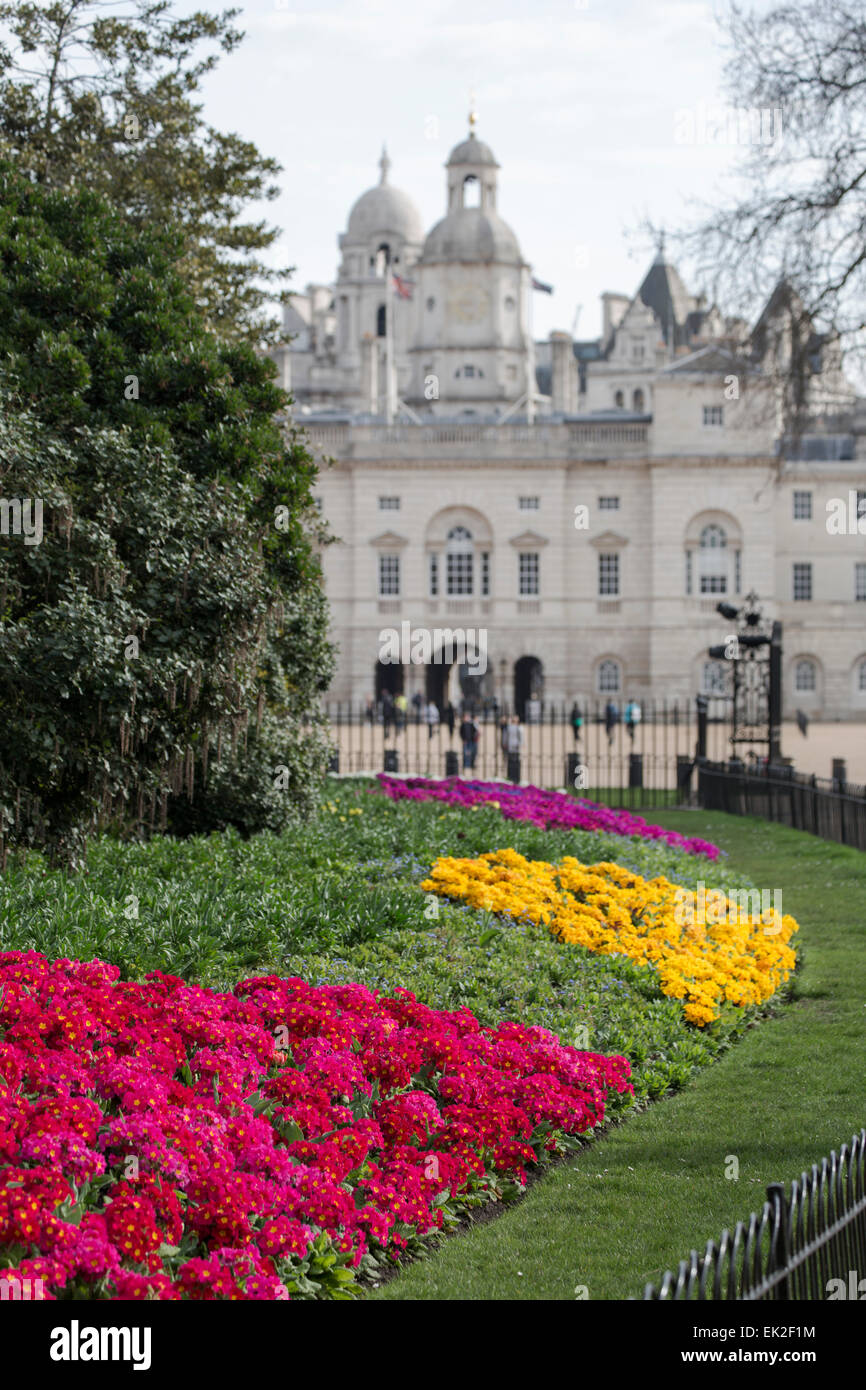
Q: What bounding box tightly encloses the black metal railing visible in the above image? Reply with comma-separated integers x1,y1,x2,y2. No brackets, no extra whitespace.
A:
315,698,727,807
697,759,866,851
643,1129,866,1300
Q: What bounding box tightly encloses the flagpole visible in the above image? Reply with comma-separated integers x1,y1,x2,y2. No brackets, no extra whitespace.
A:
526,269,536,425
385,260,395,425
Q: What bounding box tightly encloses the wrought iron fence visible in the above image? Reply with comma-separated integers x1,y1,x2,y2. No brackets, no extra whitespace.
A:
319,698,721,807
697,760,866,851
643,1129,866,1300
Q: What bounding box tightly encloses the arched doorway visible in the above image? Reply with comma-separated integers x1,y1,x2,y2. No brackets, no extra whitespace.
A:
514,656,544,721
375,660,404,699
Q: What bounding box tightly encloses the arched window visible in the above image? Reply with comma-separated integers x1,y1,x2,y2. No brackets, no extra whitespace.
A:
374,243,391,276
597,659,620,694
795,659,817,692
703,660,728,695
376,304,386,338
633,388,645,412
446,525,474,596
698,523,729,594
462,174,480,208
614,390,624,408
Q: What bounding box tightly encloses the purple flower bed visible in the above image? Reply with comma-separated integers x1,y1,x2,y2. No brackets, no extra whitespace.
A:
374,774,720,860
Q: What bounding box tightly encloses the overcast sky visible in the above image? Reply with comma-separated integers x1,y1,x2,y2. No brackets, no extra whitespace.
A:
179,0,777,339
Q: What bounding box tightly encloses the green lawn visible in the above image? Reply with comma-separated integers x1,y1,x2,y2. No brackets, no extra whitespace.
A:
370,811,866,1300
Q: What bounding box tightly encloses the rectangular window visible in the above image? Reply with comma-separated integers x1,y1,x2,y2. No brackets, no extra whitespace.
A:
856,562,866,602
378,554,400,597
793,490,812,520
703,405,724,427
793,562,812,601
378,496,400,511
518,552,539,596
429,553,438,597
481,551,490,596
598,552,620,597
518,496,539,511
598,496,620,511
463,365,475,378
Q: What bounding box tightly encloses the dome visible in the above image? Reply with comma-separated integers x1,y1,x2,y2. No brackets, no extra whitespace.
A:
422,208,522,264
345,150,423,244
447,132,498,167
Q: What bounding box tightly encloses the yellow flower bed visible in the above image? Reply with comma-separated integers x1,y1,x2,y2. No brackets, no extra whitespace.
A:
421,849,799,1027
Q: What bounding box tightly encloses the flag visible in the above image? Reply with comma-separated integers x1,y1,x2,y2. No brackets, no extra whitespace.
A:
392,273,414,299
795,709,809,737
531,277,554,294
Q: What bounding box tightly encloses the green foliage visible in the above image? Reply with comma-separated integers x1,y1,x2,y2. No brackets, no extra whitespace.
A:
0,0,291,344
0,162,333,862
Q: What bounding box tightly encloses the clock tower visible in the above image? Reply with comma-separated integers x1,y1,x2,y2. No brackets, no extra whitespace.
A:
407,118,531,417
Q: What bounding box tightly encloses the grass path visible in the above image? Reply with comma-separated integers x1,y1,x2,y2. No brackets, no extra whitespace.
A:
370,810,866,1300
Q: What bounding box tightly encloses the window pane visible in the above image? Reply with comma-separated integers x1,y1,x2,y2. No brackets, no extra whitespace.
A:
447,552,473,595
795,660,816,691
793,562,812,600
378,554,400,596
598,660,620,693
598,553,619,596
519,552,539,595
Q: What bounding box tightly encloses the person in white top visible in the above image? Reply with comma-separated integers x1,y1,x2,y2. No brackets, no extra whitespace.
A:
425,700,440,739
504,714,523,754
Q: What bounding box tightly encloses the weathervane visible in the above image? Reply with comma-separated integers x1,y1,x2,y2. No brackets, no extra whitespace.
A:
468,91,478,134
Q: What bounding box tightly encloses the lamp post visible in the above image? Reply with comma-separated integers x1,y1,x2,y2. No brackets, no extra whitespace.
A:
707,592,782,766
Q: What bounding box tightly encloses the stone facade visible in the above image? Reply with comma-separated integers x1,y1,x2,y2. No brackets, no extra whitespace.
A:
272,128,866,720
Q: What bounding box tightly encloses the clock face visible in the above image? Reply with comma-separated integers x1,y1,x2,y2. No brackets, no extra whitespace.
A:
449,286,490,324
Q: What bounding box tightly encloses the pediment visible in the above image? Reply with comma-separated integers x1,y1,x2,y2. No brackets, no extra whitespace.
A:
370,530,408,549
590,530,629,549
509,529,549,548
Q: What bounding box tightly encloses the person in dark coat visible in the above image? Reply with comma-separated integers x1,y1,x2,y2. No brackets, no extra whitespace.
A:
570,701,583,744
604,699,619,746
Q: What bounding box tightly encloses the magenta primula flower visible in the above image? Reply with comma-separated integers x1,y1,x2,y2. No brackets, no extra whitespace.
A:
375,774,721,859
0,950,631,1300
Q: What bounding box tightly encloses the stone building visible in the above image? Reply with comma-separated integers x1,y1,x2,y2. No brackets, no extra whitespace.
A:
272,123,866,721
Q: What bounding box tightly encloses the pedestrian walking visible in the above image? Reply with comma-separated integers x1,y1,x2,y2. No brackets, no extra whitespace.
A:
625,698,642,741
382,688,395,739
604,699,619,747
570,700,583,744
445,701,456,737
504,714,523,755
459,714,480,770
395,691,408,732
425,700,440,740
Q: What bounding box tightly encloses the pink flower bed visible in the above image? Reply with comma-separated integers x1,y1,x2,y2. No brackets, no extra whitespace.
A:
0,951,631,1301
376,774,720,860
